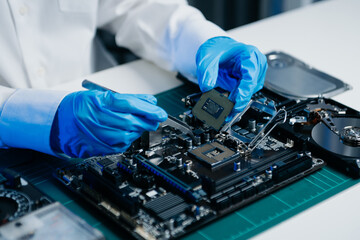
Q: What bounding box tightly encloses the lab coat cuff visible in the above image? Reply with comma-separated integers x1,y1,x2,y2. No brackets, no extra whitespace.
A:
0,89,69,156
174,14,229,83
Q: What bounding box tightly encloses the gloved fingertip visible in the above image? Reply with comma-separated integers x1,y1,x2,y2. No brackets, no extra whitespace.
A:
253,83,264,94
141,121,160,132
157,109,168,122
225,105,243,122
235,106,246,113
196,55,219,93
138,94,158,105
233,94,251,113
143,106,168,122
199,83,213,93
225,114,233,123
149,96,158,105
152,122,160,132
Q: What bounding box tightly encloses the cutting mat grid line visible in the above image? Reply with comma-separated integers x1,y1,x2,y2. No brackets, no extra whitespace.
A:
187,169,355,240
316,171,341,185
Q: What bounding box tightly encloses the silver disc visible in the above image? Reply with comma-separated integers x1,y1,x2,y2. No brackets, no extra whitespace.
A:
311,117,360,158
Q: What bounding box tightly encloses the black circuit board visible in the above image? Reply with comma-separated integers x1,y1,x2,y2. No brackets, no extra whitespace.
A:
54,88,360,239
0,169,52,225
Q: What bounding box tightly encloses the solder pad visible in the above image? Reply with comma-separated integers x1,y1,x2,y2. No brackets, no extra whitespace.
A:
192,89,234,130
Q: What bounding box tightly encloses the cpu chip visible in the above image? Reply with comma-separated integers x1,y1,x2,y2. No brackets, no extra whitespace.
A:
192,89,234,130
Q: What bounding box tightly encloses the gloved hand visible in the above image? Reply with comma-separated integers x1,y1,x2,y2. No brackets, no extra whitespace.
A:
50,90,167,158
196,36,268,116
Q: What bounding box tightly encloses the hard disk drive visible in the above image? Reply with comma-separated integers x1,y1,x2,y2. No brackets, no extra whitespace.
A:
54,52,358,239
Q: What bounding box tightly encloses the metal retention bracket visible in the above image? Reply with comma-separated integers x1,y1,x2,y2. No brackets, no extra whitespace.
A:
221,99,287,155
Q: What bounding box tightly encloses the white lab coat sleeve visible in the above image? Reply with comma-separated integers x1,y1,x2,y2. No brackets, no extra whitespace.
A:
97,0,229,83
0,86,16,148
0,86,16,113
0,89,68,155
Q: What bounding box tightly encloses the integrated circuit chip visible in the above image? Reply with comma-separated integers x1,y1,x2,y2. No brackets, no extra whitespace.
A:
192,89,234,130
143,193,189,221
201,98,224,119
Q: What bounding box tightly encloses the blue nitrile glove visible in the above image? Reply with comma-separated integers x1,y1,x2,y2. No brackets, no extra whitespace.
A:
196,36,268,117
50,90,167,158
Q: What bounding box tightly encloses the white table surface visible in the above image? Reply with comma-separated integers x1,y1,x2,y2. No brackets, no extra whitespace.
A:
231,0,360,239
50,60,183,95
52,0,360,238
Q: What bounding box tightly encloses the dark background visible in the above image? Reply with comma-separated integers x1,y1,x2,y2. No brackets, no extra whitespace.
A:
188,0,323,30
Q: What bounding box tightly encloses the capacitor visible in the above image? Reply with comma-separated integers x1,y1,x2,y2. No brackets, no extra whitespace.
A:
167,219,175,231
192,205,200,217
176,158,183,168
203,133,210,143
248,119,256,132
266,169,273,178
127,158,134,165
170,132,177,139
163,127,171,134
233,161,241,172
186,138,193,148
256,122,264,132
184,160,193,171
194,135,201,146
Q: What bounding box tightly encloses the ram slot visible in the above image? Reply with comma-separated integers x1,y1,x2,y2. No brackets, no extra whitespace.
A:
135,155,205,202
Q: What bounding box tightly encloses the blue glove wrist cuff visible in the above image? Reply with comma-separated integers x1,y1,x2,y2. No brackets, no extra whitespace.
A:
0,89,68,156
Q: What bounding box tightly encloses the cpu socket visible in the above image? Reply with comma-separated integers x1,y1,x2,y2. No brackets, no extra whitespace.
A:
189,142,236,168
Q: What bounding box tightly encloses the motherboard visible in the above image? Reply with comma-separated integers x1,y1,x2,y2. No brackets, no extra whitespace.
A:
55,52,360,239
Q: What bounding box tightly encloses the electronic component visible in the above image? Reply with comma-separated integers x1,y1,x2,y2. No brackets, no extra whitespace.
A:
340,126,360,146
192,89,234,130
312,117,360,156
309,115,360,177
144,193,189,221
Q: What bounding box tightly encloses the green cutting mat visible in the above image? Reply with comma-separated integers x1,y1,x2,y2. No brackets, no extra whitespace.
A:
10,84,360,240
